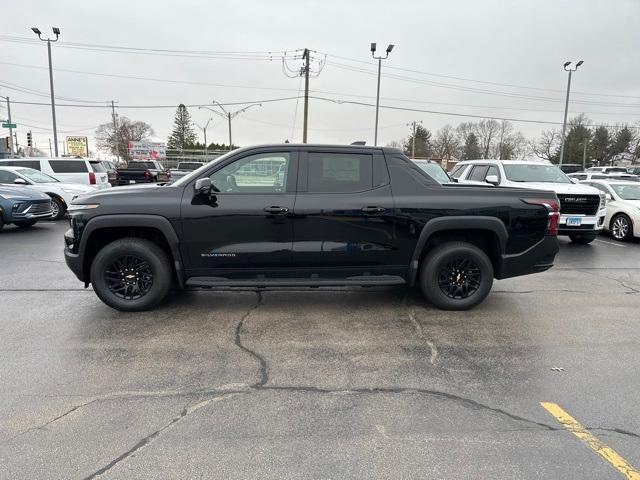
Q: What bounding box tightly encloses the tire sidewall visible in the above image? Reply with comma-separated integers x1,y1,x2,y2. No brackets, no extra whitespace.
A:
420,242,494,310
90,238,171,311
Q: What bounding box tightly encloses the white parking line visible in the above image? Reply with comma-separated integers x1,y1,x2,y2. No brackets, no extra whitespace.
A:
595,238,626,248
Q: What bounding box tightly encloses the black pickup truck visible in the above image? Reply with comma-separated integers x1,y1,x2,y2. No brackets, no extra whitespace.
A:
64,144,559,311
117,160,169,185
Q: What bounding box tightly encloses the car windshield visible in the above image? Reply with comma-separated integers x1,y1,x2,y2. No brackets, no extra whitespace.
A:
611,184,640,200
17,168,59,183
170,154,233,187
503,164,571,183
414,161,450,184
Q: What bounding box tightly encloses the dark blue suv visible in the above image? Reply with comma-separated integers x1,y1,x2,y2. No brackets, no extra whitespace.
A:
0,184,53,231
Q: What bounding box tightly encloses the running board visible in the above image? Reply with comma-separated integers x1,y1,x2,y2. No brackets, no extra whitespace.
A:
185,275,406,288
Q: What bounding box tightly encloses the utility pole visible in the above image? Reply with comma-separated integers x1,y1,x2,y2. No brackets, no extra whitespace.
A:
199,102,261,151
6,96,14,155
32,27,61,157
302,48,310,144
49,138,53,156
111,100,120,163
227,112,232,150
407,120,422,158
582,139,588,170
559,60,583,165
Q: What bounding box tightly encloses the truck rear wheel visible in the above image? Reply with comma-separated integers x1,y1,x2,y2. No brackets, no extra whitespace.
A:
419,241,494,310
90,238,172,311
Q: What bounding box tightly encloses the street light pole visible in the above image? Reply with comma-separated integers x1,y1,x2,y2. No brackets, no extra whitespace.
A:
199,101,262,151
196,117,212,157
371,42,394,146
407,120,422,158
32,27,61,157
559,60,583,166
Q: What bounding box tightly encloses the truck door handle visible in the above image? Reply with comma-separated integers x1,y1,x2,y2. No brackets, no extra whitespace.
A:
361,206,385,214
264,206,289,214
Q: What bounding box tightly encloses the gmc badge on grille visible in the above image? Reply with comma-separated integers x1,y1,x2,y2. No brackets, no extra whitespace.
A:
563,197,588,202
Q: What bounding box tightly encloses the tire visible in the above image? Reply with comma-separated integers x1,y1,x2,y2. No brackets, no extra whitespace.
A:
610,214,633,242
14,220,37,228
90,238,172,312
49,196,66,221
568,233,596,244
419,241,494,310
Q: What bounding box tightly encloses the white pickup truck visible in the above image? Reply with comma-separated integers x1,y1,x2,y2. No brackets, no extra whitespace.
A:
451,159,607,244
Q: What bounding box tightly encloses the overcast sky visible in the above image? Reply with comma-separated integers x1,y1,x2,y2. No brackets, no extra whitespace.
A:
1,0,639,156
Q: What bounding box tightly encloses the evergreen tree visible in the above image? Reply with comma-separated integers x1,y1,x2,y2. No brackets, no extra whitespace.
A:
167,104,197,151
555,115,591,164
461,132,482,160
611,126,633,158
590,126,611,166
403,124,433,158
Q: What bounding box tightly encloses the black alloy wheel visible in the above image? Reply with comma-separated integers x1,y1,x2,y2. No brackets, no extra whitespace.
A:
437,257,482,299
105,255,154,300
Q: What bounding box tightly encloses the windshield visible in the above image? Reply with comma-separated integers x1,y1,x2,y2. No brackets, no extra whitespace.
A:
18,168,59,183
170,153,233,187
611,184,640,200
414,161,450,184
503,164,571,183
177,162,203,170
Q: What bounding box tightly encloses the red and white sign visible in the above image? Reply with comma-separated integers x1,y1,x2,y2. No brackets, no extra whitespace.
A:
128,141,166,160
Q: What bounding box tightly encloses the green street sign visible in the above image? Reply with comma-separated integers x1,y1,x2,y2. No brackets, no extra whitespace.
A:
2,123,16,129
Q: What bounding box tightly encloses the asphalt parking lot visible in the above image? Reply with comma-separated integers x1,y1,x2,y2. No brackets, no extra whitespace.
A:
1,221,639,479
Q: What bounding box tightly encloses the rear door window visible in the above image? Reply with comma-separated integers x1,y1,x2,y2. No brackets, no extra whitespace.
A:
49,160,88,173
307,153,373,193
467,165,489,182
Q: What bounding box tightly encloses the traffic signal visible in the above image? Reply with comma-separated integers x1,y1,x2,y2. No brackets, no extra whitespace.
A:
27,131,32,147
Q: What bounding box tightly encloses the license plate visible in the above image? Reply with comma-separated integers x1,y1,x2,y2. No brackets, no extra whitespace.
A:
129,180,135,184
567,217,582,226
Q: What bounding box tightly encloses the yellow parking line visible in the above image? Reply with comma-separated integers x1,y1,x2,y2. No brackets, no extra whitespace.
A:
541,402,640,480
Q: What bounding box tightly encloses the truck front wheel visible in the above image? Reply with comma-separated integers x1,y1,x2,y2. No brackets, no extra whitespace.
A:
90,238,172,311
419,241,494,310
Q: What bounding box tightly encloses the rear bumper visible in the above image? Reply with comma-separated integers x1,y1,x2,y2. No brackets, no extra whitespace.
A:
496,235,559,280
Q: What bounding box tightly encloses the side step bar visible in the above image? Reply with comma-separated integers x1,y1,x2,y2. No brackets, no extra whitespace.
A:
185,275,406,288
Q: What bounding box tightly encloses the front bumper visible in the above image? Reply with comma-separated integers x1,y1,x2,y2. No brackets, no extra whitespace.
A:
496,235,559,280
557,211,606,235
64,228,85,282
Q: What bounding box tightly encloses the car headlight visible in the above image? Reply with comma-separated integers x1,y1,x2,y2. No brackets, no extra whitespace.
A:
599,193,606,209
67,203,100,211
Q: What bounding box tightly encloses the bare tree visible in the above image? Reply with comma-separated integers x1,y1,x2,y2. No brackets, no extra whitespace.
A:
386,140,403,149
475,119,500,158
531,129,560,162
433,124,460,160
96,116,154,163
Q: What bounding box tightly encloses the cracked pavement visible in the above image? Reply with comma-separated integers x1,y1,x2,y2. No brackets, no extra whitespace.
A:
1,221,639,479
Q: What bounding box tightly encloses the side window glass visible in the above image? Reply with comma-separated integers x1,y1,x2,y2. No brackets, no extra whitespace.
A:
210,152,290,193
0,170,18,183
450,164,466,179
307,153,373,193
485,165,500,181
468,165,489,181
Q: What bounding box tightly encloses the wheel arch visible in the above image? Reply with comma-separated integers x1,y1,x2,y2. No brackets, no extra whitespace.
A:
407,216,508,286
79,214,185,288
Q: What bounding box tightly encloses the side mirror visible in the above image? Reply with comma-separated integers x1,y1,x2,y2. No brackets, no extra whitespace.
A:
485,174,499,186
606,193,612,201
194,177,211,194
569,178,579,184
14,178,28,185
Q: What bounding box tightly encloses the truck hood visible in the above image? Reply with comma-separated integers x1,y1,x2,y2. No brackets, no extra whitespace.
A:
507,182,600,195
76,183,167,202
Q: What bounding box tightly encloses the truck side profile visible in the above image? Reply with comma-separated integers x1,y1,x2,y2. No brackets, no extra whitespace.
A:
64,145,560,311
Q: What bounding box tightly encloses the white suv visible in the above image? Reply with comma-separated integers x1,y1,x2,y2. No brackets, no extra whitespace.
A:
0,158,110,190
452,159,607,244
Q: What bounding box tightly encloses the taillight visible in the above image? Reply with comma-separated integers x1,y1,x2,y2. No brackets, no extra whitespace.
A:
523,198,560,236
89,172,96,185
167,170,172,179
144,170,152,179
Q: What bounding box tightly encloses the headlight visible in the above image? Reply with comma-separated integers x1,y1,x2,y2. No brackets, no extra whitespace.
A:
599,193,606,209
67,204,100,211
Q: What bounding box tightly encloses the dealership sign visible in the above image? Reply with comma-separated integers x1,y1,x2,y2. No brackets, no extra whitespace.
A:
128,141,166,160
66,136,89,157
